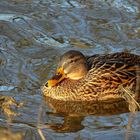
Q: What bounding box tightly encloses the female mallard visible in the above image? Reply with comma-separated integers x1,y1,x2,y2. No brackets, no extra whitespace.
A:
42,50,140,101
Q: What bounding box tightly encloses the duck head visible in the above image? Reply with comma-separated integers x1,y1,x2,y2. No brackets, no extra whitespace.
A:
46,50,89,87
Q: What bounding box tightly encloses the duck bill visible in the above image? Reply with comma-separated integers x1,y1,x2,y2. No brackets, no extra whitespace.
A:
47,67,66,87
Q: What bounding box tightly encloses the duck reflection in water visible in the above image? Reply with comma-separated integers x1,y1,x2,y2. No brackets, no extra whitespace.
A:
44,97,130,133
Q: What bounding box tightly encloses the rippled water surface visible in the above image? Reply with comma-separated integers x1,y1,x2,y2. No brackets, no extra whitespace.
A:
0,0,140,140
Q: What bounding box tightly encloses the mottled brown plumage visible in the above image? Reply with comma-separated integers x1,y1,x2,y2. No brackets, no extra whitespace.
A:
42,51,140,101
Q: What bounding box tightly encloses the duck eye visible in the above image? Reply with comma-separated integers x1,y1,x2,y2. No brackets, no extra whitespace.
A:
57,72,60,75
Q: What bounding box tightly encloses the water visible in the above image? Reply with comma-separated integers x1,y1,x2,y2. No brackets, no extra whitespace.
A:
0,0,140,139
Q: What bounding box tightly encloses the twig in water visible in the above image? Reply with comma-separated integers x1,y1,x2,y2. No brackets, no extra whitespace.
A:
120,86,140,140
37,99,46,140
120,86,140,112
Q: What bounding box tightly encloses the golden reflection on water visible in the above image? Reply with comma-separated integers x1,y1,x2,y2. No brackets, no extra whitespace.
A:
44,96,130,132
0,128,23,140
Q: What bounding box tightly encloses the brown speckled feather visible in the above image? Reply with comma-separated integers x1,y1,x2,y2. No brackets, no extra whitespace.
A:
84,52,140,99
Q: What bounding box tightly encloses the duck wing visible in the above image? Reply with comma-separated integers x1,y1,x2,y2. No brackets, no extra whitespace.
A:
86,52,140,99
87,52,140,69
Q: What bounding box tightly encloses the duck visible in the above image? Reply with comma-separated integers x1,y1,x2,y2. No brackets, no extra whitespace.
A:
42,50,140,102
